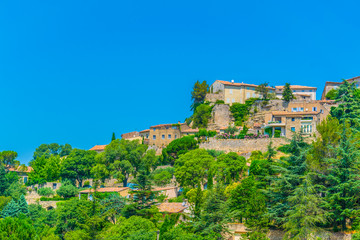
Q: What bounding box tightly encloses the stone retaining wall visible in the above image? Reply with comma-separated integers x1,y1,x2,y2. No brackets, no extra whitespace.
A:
199,138,289,153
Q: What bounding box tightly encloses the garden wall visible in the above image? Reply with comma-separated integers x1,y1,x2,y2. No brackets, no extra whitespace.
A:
199,138,289,153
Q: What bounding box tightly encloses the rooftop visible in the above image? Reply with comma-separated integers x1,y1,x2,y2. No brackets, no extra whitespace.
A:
271,111,319,116
139,129,150,133
7,165,33,173
275,85,317,90
181,128,199,133
157,202,189,213
215,80,275,90
89,145,107,151
150,123,181,128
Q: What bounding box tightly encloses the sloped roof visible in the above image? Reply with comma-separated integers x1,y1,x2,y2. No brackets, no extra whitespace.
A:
157,202,189,213
7,166,33,173
275,85,317,90
89,145,107,151
139,129,150,133
216,80,275,90
271,111,319,116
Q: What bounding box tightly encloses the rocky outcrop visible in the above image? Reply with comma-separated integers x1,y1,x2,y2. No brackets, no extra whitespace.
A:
208,104,234,130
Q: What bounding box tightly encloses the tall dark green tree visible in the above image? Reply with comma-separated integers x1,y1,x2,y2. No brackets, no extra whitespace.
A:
191,80,209,111
283,174,327,239
17,195,29,215
1,199,19,218
330,80,360,130
267,134,309,227
0,165,9,196
111,132,116,141
323,126,360,231
282,83,294,102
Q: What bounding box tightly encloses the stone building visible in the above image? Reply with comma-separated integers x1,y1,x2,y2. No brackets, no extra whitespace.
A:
147,123,182,147
321,75,360,100
275,85,317,100
121,131,141,141
89,145,107,153
210,80,275,105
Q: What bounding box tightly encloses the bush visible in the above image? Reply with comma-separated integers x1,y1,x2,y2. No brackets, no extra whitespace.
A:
274,129,281,138
37,187,55,197
215,100,225,105
206,150,225,157
207,130,217,137
40,196,64,201
277,144,291,153
56,182,79,199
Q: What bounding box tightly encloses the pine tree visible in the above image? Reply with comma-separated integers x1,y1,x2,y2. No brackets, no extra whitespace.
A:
191,80,209,111
267,134,308,227
330,80,360,130
17,195,29,215
283,174,327,239
111,132,116,141
282,83,294,102
0,165,9,196
323,126,360,231
1,199,20,218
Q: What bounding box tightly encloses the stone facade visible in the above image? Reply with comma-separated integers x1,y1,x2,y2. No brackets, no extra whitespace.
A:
275,85,317,100
148,124,182,147
199,138,288,154
205,92,224,103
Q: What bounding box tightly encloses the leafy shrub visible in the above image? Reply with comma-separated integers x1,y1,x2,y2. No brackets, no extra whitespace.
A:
277,144,291,153
37,187,55,197
83,181,90,186
206,150,225,158
40,196,65,201
274,130,281,138
215,100,225,104
56,182,79,199
224,125,237,134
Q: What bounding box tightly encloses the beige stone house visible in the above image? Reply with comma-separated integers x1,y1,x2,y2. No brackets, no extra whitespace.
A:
121,131,142,141
321,76,360,100
275,85,317,100
89,145,107,153
210,80,275,105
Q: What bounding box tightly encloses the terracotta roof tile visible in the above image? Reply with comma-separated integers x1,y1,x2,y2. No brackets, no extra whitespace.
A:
275,85,317,90
7,166,33,173
139,129,150,133
271,111,319,116
150,123,182,128
216,80,275,90
157,202,189,213
89,145,107,151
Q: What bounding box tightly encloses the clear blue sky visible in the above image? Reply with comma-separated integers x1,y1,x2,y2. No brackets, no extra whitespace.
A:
1,0,359,164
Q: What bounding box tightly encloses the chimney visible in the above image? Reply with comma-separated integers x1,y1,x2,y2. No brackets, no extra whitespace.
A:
231,79,234,83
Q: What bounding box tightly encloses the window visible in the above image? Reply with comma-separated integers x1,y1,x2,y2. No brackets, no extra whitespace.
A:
312,107,317,111
291,127,295,132
230,89,233,94
320,109,324,113
301,124,313,134
232,98,235,103
226,98,230,103
153,135,156,140
246,93,250,99
302,90,305,92
168,134,171,139
252,93,256,97
172,126,177,129
153,128,156,131
302,117,313,120
146,134,149,138
292,108,297,112
24,177,27,184
298,107,304,112
53,183,57,190
292,118,295,121
166,126,169,129
174,135,177,139
162,135,165,139
247,87,250,90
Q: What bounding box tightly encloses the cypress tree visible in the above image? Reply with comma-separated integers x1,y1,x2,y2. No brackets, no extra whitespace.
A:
0,165,9,196
17,195,29,215
1,199,19,218
111,132,116,141
282,83,294,102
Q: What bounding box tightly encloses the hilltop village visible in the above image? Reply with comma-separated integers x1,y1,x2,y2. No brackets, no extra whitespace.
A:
1,76,360,239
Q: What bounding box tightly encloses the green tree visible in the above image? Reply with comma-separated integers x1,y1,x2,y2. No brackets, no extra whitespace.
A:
330,80,360,130
33,143,72,160
175,149,215,188
224,125,237,135
17,195,29,215
230,103,250,126
195,185,230,240
1,199,19,218
0,151,18,167
191,80,209,111
267,134,308,227
282,83,294,102
60,149,96,187
0,165,9,196
111,132,116,141
100,194,126,224
323,126,360,231
38,187,55,197
255,82,270,100
213,152,247,184
0,216,37,240
192,104,212,129
98,216,157,240
228,176,269,239
162,136,198,166
56,181,79,199
283,175,327,239
28,155,61,185
325,88,338,100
